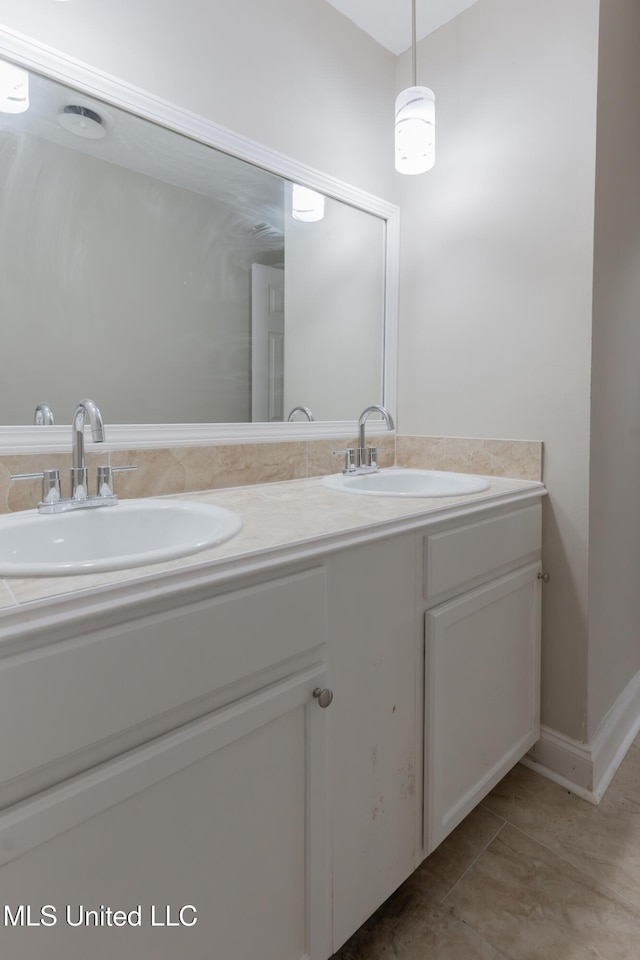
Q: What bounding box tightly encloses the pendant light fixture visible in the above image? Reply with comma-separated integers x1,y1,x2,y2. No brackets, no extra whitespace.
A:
395,0,435,174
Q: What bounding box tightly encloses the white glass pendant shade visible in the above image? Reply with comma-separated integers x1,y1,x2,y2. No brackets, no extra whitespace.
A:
395,85,435,175
0,60,29,114
291,184,325,222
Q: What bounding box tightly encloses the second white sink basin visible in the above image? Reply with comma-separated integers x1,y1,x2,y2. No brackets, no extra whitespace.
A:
0,499,243,577
321,468,491,498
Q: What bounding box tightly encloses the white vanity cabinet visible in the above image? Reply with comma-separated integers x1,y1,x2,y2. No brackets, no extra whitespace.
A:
422,504,542,853
0,567,332,960
325,500,543,952
0,488,544,960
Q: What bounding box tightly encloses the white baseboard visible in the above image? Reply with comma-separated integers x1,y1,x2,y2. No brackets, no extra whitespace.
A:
523,727,596,803
590,669,640,802
524,668,640,805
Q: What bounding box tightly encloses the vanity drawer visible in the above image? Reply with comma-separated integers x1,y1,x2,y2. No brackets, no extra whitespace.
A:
423,504,542,604
0,567,327,789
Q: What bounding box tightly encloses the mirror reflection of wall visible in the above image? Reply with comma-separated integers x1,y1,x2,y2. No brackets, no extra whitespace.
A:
1,130,283,424
285,187,384,422
0,68,386,426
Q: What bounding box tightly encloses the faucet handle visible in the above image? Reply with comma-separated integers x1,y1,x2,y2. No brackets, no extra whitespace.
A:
368,446,378,469
333,448,357,473
70,466,89,501
96,465,136,498
11,469,61,505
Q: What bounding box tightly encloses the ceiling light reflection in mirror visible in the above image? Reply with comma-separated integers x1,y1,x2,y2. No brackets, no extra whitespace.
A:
0,59,28,113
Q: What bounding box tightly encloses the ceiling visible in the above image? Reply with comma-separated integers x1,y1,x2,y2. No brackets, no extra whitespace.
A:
324,0,480,55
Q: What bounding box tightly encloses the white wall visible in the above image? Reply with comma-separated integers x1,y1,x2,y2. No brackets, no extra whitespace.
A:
0,0,397,203
588,0,640,737
396,0,600,740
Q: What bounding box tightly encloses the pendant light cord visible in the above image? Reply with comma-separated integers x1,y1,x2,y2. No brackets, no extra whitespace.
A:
411,0,417,86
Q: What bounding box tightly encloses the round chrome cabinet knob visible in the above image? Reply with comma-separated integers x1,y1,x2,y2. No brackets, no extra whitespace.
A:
313,687,334,708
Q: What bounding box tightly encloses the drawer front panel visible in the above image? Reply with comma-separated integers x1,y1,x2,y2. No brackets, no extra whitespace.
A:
0,567,327,786
424,503,541,603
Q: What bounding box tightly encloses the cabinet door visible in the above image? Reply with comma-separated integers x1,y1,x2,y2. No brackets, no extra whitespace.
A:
424,562,541,853
327,534,420,951
0,665,331,960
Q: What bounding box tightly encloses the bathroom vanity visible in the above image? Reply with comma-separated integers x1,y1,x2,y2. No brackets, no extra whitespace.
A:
0,474,544,959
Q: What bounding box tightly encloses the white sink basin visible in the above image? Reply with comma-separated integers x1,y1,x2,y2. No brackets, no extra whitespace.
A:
321,468,491,498
0,499,243,577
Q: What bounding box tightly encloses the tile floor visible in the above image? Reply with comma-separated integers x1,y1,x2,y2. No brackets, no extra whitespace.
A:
332,738,640,959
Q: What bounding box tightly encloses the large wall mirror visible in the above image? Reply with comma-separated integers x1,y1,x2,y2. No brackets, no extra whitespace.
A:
0,31,398,450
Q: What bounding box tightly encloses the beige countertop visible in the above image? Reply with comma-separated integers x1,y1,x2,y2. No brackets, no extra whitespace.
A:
0,473,546,614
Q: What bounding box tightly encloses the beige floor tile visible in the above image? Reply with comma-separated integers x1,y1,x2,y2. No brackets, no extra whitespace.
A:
331,915,396,959
333,894,506,960
609,740,640,796
482,761,640,910
333,745,640,959
388,900,510,960
330,879,423,959
444,823,640,960
406,805,506,903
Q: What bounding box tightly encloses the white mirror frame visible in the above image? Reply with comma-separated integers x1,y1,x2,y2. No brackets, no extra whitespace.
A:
0,27,398,454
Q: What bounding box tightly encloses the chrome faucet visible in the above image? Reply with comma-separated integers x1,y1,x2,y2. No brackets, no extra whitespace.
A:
334,404,395,475
33,402,55,425
357,404,395,472
287,405,315,422
12,398,136,513
71,399,105,500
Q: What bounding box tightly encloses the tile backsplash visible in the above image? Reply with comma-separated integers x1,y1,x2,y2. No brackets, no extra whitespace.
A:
397,436,543,482
0,434,541,513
